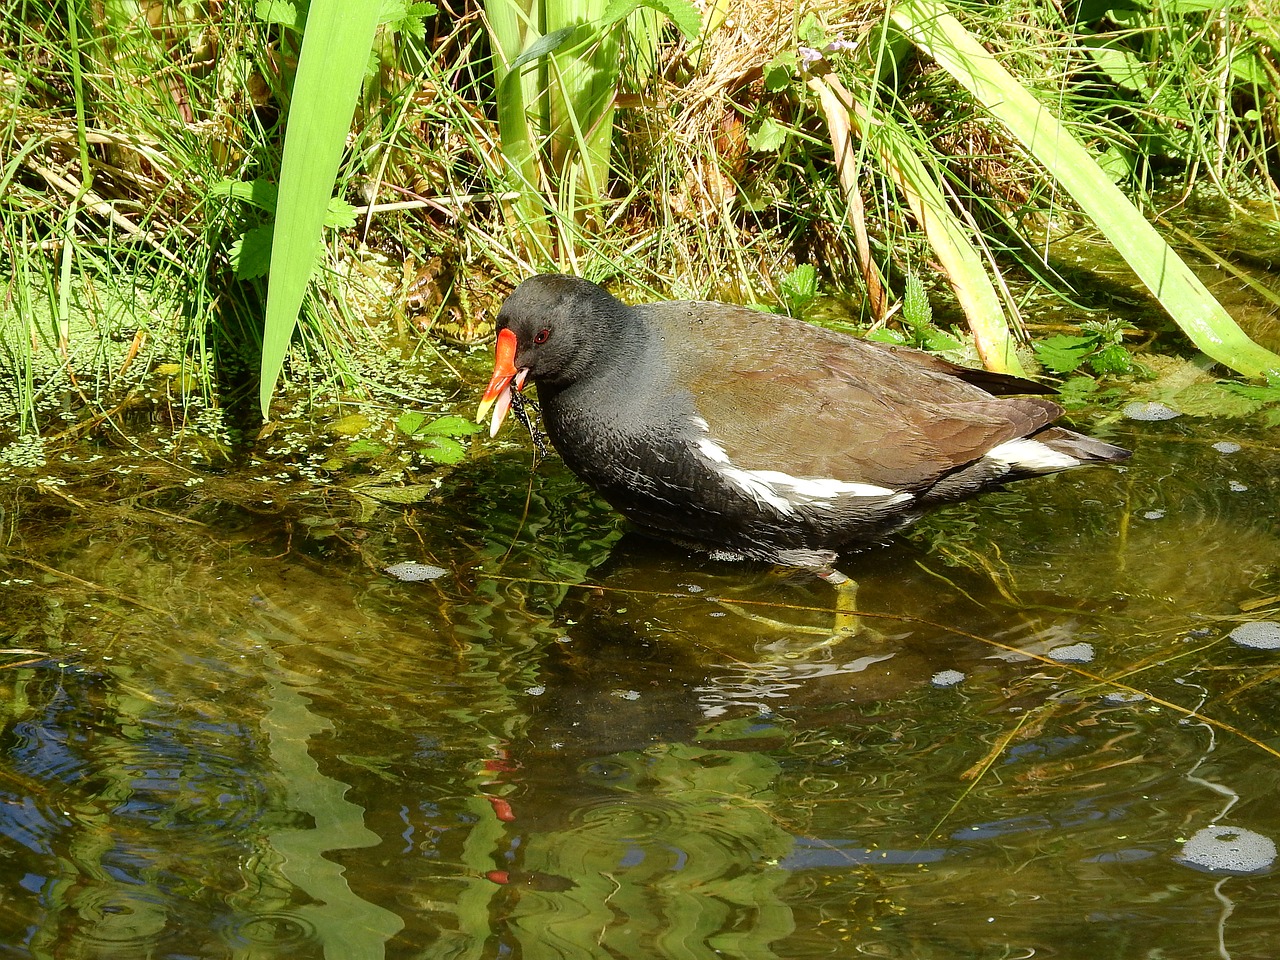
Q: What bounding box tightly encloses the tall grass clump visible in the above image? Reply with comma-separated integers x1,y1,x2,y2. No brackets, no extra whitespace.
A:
4,0,1279,446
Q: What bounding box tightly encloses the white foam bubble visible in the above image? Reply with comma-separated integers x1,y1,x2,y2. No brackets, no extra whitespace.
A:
1048,642,1095,664
1175,825,1277,875
1229,621,1280,650
384,561,448,582
931,669,965,688
1123,401,1181,421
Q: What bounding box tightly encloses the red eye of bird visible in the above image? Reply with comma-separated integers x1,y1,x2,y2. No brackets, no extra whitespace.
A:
534,328,551,344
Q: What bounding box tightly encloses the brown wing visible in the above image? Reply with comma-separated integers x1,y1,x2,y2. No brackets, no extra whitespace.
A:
647,301,1062,490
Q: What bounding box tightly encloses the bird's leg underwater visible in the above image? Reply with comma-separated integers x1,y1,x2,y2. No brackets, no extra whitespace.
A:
817,567,860,640
753,566,868,657
709,565,870,658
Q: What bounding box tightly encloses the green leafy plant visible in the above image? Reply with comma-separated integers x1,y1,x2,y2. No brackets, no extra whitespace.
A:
484,0,701,257
1034,319,1136,377
258,1,437,419
778,264,819,318
396,412,483,465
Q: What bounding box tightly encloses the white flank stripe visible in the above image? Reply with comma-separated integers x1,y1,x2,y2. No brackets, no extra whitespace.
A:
986,438,1079,472
693,431,910,513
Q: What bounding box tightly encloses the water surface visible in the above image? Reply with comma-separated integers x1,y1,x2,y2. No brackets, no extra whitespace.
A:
1,413,1278,959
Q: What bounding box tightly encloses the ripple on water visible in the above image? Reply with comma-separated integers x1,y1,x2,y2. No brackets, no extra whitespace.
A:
71,886,172,951
219,912,319,952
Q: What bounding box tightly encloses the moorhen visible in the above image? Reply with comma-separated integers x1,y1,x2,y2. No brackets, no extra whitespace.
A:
477,275,1130,576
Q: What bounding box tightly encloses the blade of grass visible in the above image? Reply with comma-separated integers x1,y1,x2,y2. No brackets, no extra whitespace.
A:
259,0,382,419
486,1,555,258
809,69,1026,374
891,0,1280,381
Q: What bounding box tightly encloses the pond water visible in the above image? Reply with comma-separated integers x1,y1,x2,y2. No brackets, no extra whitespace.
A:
1,398,1278,960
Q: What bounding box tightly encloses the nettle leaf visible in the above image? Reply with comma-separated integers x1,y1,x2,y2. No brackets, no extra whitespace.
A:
902,272,933,330
1055,375,1103,407
782,263,818,303
921,328,963,352
419,436,467,464
1165,382,1265,418
1034,334,1094,374
1088,343,1134,375
396,411,427,436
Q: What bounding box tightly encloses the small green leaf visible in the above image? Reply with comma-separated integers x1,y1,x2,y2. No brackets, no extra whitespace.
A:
798,12,827,46
1164,0,1231,11
763,54,795,92
921,328,963,352
865,327,908,345
601,0,701,40
1230,51,1267,85
420,415,484,437
1081,38,1150,92
1055,375,1103,407
418,436,467,464
1034,334,1094,374
331,413,372,436
231,224,275,280
1088,343,1135,375
257,0,304,31
508,27,575,73
747,117,788,152
782,264,818,303
325,197,358,229
902,272,933,330
396,411,427,436
211,178,279,213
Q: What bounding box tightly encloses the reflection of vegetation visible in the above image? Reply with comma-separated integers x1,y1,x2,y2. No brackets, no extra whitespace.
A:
1,421,1280,954
508,744,795,958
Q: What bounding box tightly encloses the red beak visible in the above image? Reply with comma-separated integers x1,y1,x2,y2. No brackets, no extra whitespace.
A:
476,328,526,436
